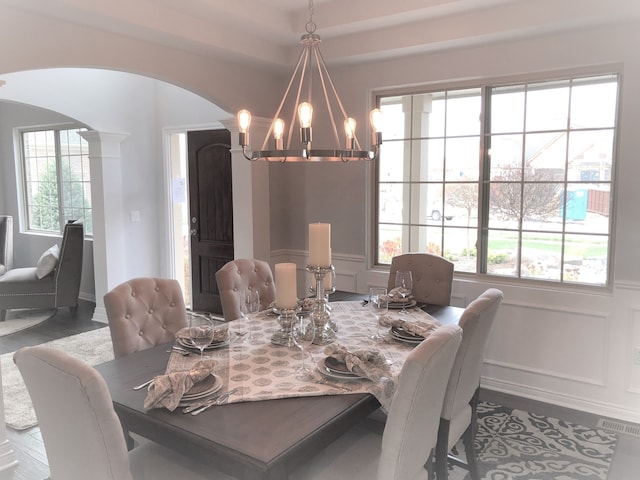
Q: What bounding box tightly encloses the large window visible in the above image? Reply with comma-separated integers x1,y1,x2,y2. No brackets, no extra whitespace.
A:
376,73,618,286
21,127,92,236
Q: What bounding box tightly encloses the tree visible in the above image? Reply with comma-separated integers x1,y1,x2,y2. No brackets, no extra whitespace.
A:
30,162,92,233
490,168,561,221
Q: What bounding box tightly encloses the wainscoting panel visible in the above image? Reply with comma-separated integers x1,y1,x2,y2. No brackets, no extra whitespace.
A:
484,301,609,386
628,306,640,394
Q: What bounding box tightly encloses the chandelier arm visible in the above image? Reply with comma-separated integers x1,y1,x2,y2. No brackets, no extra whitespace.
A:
316,47,364,150
313,47,342,149
260,45,309,152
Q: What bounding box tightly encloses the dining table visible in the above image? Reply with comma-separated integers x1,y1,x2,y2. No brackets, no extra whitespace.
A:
95,292,463,480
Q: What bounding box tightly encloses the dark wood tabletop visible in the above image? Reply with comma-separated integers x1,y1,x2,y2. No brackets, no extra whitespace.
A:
95,295,463,480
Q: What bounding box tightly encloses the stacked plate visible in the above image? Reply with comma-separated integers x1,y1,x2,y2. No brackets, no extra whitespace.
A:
388,299,417,310
316,357,362,380
389,325,424,344
177,332,230,351
179,374,223,406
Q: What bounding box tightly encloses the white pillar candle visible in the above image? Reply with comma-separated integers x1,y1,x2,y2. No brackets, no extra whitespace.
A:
309,223,331,267
275,263,298,309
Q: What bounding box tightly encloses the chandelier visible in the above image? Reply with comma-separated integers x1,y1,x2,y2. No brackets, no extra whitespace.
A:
237,0,382,163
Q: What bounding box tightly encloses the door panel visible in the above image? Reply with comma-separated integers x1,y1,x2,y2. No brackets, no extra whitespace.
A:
188,130,233,314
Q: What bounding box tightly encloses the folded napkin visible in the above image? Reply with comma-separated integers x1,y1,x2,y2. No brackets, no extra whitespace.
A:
143,359,217,411
324,343,391,381
175,325,229,344
384,287,414,303
379,315,441,338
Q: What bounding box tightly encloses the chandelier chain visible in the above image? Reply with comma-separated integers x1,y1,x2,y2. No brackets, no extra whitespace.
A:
305,0,316,34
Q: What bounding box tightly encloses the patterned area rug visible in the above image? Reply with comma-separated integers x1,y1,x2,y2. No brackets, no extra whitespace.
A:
448,402,618,480
0,309,56,337
1,327,114,430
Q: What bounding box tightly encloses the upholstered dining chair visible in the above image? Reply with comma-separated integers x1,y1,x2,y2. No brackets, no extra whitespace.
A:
104,277,188,358
0,215,13,276
290,324,463,480
14,345,236,480
388,253,454,306
215,258,276,321
435,288,504,480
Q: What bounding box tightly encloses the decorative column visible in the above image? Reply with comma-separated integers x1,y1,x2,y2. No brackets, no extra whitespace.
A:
0,362,18,477
80,131,129,324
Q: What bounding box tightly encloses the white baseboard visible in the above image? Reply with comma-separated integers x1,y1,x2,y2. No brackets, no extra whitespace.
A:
482,376,640,425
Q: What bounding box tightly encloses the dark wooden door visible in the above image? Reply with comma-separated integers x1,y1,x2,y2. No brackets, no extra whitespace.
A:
188,129,233,314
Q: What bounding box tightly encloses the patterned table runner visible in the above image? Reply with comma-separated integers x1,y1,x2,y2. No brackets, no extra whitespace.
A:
167,301,440,410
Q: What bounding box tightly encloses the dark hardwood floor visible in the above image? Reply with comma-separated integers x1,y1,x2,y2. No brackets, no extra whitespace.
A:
1,299,638,479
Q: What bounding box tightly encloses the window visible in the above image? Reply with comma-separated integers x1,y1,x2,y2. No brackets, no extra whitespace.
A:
375,73,618,286
21,127,92,236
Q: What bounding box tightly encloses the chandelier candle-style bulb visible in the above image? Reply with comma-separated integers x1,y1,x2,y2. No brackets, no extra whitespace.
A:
238,109,252,147
344,118,356,150
273,118,285,149
298,102,313,146
370,108,383,147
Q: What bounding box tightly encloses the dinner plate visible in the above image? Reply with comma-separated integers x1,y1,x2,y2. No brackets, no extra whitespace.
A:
180,374,223,403
390,326,424,344
177,336,230,351
316,358,362,380
324,356,358,376
388,299,417,310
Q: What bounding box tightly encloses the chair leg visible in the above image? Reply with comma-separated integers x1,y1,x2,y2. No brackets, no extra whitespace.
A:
464,387,481,480
435,418,450,480
69,304,78,317
0,309,6,322
424,447,435,479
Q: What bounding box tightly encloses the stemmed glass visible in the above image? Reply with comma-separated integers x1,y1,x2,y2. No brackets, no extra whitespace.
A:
188,313,215,358
291,317,316,381
369,287,389,341
242,289,261,344
394,270,413,314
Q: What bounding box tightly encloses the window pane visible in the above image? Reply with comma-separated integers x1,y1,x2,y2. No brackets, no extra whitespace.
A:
489,181,521,229
378,183,404,224
444,227,477,273
563,233,608,285
487,230,517,277
445,89,482,136
525,81,570,131
570,76,618,129
413,139,444,181
379,141,406,182
445,183,478,228
521,232,562,281
489,134,523,179
413,183,444,224
378,224,403,264
445,137,480,181
491,86,525,134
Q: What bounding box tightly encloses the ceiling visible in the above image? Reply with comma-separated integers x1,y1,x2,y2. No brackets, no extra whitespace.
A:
2,0,640,71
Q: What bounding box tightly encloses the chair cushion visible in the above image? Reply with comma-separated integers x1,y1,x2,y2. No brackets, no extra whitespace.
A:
0,267,55,293
35,244,60,279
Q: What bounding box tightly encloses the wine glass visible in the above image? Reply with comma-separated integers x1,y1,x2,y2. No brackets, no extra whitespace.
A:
242,289,261,344
369,287,389,341
291,317,316,381
188,313,215,358
394,270,413,314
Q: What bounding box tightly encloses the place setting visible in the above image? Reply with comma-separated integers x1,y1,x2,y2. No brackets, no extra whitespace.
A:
315,343,392,383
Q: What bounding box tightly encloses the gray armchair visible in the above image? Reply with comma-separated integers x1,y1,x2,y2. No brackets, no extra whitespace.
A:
0,215,13,276
0,221,84,322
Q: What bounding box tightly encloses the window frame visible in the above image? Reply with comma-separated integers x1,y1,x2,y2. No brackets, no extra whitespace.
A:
372,68,620,289
17,123,92,237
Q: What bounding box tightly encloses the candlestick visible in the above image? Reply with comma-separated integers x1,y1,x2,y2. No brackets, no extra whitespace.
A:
306,264,336,345
275,263,297,309
309,223,331,267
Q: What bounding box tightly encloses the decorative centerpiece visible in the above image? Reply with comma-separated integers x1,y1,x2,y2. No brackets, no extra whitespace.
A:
307,223,336,345
271,263,299,347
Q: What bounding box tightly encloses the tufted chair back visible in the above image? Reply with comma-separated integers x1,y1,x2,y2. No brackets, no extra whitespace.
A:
104,277,187,358
215,259,276,321
388,252,454,306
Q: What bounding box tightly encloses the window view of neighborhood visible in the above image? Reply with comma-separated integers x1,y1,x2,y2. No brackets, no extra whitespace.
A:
376,74,617,286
